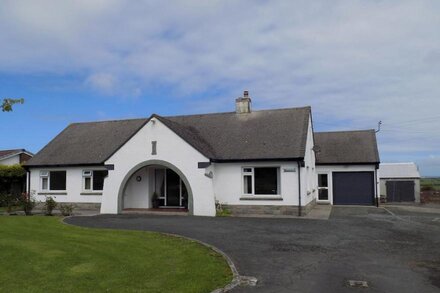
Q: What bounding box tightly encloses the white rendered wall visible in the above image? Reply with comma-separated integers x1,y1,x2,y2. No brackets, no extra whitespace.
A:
301,116,317,206
0,155,20,166
123,167,150,209
213,162,300,206
29,166,104,203
316,164,380,205
102,118,216,216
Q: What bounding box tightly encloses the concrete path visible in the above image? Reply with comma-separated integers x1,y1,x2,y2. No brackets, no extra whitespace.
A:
384,203,440,214
304,204,332,220
66,206,440,293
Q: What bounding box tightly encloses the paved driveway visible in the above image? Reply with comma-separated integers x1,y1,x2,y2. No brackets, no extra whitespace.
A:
66,206,440,293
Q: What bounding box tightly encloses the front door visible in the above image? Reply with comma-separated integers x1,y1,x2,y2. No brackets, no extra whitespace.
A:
317,173,330,202
166,169,181,206
154,168,187,208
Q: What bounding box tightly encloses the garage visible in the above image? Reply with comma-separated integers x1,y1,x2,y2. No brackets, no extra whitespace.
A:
379,163,420,203
386,181,415,202
333,172,375,205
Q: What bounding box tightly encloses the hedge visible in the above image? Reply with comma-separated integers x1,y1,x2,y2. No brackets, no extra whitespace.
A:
0,164,26,178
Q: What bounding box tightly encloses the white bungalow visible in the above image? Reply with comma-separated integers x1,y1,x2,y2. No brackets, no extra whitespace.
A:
25,92,380,216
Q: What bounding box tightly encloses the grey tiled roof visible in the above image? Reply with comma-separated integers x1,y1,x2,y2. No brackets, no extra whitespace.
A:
25,119,148,166
314,130,380,164
160,107,311,161
26,107,311,166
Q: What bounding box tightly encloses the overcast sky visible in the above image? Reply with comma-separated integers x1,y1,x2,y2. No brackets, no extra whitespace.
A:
1,0,439,175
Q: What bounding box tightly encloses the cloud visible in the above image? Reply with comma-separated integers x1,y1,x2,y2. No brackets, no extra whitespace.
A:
85,73,117,94
0,0,439,174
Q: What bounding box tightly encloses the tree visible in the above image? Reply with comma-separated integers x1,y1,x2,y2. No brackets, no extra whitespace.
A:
1,98,24,112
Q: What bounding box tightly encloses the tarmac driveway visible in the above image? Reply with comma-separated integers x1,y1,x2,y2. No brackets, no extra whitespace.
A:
65,206,440,293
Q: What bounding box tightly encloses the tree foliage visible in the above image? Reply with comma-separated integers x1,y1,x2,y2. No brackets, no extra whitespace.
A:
0,164,26,178
1,98,24,112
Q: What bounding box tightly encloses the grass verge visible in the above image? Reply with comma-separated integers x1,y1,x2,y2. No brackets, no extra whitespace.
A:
0,216,231,292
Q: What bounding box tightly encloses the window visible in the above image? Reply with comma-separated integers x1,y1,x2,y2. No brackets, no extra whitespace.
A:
242,167,279,195
40,170,66,191
243,168,253,194
40,171,49,190
318,174,329,201
83,170,108,191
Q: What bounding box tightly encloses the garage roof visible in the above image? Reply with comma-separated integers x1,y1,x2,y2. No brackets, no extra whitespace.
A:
315,130,380,165
379,163,420,179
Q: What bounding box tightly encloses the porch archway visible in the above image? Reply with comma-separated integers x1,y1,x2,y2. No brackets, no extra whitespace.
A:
117,160,194,215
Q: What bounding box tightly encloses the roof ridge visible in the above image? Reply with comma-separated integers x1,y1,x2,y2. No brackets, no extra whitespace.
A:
71,118,148,125
316,129,375,134
163,105,312,119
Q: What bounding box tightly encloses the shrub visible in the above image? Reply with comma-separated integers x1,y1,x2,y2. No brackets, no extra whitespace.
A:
0,193,20,213
421,184,435,191
215,200,231,217
59,204,74,216
44,197,57,216
19,193,37,216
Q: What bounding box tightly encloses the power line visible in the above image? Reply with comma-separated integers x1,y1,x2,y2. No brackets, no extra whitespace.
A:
384,115,440,127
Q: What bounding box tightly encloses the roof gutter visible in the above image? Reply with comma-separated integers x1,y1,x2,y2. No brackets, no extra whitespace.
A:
24,163,106,168
210,157,304,163
316,162,380,166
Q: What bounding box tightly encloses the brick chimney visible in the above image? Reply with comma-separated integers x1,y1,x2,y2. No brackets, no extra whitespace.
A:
235,90,252,114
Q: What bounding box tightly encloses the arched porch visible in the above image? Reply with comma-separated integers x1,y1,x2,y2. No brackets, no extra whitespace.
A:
118,160,194,215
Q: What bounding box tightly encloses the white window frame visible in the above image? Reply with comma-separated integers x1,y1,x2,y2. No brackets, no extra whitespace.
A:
241,167,280,196
82,170,106,192
317,172,330,202
40,171,49,191
40,170,67,192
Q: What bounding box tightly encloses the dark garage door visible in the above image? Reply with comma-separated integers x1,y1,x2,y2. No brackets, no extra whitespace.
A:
333,172,375,205
386,181,415,202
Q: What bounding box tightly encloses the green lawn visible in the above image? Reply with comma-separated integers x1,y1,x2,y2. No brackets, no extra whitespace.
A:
0,217,231,293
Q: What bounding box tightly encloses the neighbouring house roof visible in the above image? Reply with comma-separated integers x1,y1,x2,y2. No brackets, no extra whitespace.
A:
314,130,380,165
0,149,34,161
379,163,420,179
25,107,311,167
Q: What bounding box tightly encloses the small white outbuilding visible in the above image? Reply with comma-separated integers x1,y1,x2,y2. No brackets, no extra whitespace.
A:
379,163,421,203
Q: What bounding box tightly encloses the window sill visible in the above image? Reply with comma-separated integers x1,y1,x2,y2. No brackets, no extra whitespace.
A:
240,196,283,201
80,192,103,196
38,192,67,195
